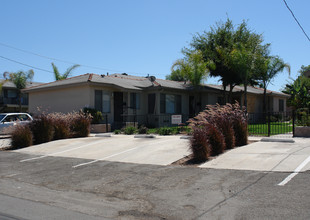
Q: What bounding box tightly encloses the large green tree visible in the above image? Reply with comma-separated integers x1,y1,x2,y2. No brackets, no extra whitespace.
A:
186,19,268,106
9,69,34,112
299,65,310,75
185,18,235,103
283,66,310,110
51,62,80,80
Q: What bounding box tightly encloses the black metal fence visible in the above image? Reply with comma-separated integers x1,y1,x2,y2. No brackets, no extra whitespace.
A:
247,111,294,137
105,110,309,137
120,114,191,129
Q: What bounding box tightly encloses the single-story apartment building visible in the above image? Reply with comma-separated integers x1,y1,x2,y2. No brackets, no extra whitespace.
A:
23,73,290,128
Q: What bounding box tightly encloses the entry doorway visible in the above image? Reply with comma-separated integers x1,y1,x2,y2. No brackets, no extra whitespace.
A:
114,92,123,129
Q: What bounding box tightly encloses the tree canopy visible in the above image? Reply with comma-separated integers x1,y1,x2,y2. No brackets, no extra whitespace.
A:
185,18,270,107
9,69,34,112
168,18,290,111
283,66,310,110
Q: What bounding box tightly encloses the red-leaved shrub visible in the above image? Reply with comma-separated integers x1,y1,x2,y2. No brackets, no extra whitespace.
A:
30,114,54,145
206,123,226,156
188,102,247,160
11,124,33,149
190,126,210,161
48,113,71,140
69,112,91,138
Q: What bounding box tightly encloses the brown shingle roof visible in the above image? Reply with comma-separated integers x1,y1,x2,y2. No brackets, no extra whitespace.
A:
23,73,289,97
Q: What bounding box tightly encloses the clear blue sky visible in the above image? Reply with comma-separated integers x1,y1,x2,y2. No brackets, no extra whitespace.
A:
1,0,309,92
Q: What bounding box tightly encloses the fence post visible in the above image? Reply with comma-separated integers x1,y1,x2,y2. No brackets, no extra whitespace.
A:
292,110,295,137
105,114,108,132
134,115,136,128
268,112,271,137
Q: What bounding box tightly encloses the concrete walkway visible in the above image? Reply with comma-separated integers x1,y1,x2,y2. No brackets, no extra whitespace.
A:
200,137,310,172
17,134,190,166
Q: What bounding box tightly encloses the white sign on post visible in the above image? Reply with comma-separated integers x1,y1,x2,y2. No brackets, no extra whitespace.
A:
171,115,182,125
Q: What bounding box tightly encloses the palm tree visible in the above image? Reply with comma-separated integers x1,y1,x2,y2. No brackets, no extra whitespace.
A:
9,70,34,112
257,56,290,113
51,63,80,80
170,50,208,114
170,50,208,87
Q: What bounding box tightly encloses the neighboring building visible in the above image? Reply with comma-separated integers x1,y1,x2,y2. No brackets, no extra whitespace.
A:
23,73,290,129
207,84,290,113
0,80,42,113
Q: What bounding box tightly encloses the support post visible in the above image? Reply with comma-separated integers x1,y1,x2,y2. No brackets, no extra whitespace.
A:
105,114,108,133
292,110,295,137
268,112,271,137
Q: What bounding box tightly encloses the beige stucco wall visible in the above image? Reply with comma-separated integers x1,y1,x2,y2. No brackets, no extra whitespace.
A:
272,96,287,112
247,94,263,113
28,85,92,114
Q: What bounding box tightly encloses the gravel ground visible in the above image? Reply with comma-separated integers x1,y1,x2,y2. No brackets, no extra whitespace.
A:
0,138,11,150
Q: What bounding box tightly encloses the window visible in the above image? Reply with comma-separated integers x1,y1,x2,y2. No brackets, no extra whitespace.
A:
130,93,140,110
102,92,111,113
95,90,102,111
279,99,284,112
166,94,175,114
160,93,181,114
94,90,111,113
7,90,17,98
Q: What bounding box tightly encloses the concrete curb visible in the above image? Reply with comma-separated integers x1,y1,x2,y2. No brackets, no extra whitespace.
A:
180,136,191,139
94,134,112,137
134,135,156,138
260,138,295,143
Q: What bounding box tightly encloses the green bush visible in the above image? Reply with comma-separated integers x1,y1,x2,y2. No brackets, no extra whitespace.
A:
157,127,173,135
190,127,210,161
138,125,148,134
30,115,54,145
70,113,91,137
11,125,33,149
114,129,121,134
83,107,103,124
123,126,137,135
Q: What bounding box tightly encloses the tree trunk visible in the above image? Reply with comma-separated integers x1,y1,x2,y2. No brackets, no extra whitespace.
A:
222,84,227,104
263,86,267,114
229,84,234,104
243,75,248,112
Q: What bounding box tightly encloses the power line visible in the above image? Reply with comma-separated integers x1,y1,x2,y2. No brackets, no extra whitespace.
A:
282,0,310,42
0,55,54,73
0,42,148,75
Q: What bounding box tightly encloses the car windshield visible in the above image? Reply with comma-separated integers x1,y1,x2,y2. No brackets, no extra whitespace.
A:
0,115,6,122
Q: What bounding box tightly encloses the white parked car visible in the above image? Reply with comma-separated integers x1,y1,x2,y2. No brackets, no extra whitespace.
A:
0,113,33,134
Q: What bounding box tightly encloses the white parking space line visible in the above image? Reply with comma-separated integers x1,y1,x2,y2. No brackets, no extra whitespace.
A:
73,146,140,168
20,139,104,162
278,155,310,186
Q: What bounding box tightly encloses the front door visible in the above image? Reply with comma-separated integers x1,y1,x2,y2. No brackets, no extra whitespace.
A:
114,92,123,129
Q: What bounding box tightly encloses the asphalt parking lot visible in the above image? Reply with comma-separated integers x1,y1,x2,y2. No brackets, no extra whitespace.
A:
1,135,310,219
